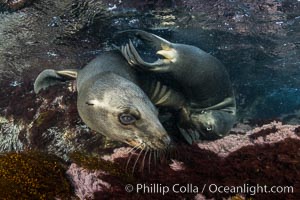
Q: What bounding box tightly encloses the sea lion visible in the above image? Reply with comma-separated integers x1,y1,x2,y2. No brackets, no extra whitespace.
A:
34,51,171,150
120,30,236,143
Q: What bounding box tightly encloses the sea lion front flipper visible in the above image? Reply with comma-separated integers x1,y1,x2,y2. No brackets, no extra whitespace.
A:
34,69,78,94
178,127,201,145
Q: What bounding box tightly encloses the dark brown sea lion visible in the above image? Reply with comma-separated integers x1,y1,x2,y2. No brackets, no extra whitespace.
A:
120,30,236,143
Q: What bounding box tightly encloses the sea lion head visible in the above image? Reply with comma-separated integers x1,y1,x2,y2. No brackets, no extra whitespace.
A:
77,72,171,150
190,110,234,140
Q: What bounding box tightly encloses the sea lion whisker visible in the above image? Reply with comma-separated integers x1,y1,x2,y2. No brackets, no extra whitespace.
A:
162,148,168,161
125,147,135,155
148,150,152,173
164,146,171,160
157,150,161,163
126,148,138,172
132,146,145,174
156,149,164,164
140,148,149,172
125,143,143,172
160,149,165,163
126,143,142,154
159,149,164,162
153,150,157,168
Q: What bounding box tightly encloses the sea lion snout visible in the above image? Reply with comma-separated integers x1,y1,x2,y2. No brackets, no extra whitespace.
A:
142,134,171,150
150,132,171,149
190,110,235,140
125,131,170,150
120,122,170,150
138,117,171,149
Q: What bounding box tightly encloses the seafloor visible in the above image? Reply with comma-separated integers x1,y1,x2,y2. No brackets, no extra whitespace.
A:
0,0,299,199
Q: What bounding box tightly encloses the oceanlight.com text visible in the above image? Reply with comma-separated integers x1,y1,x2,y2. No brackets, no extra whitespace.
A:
125,183,294,196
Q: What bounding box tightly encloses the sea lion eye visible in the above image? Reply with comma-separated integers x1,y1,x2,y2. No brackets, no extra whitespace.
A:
206,126,212,132
119,113,136,125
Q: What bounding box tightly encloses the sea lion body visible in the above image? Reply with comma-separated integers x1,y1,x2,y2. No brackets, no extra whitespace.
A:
161,44,233,107
75,52,137,92
121,30,236,142
34,51,170,149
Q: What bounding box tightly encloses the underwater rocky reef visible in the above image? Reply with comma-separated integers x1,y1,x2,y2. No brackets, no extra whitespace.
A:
0,0,299,199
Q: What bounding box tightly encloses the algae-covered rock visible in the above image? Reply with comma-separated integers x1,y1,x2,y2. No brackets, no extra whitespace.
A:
0,151,73,199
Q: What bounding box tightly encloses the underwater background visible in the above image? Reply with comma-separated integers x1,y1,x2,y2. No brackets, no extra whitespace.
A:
0,0,299,199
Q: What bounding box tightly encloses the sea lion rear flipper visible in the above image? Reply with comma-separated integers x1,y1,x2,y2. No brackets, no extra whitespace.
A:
121,40,170,72
34,69,78,94
116,29,171,50
133,30,172,50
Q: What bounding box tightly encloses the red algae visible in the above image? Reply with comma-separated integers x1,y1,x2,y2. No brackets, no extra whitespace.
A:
93,139,300,200
198,121,300,157
248,126,278,140
66,163,111,199
68,122,300,200
0,80,38,123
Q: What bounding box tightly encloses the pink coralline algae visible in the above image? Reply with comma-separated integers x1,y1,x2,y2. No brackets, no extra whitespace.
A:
194,193,213,200
169,159,186,171
66,163,111,200
194,193,245,200
197,121,300,157
101,147,131,162
66,121,300,200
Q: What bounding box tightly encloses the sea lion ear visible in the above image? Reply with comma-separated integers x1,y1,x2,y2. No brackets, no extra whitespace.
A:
34,69,78,94
85,100,96,106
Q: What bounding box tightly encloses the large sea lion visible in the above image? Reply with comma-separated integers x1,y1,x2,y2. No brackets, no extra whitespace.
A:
120,30,236,143
34,51,171,150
